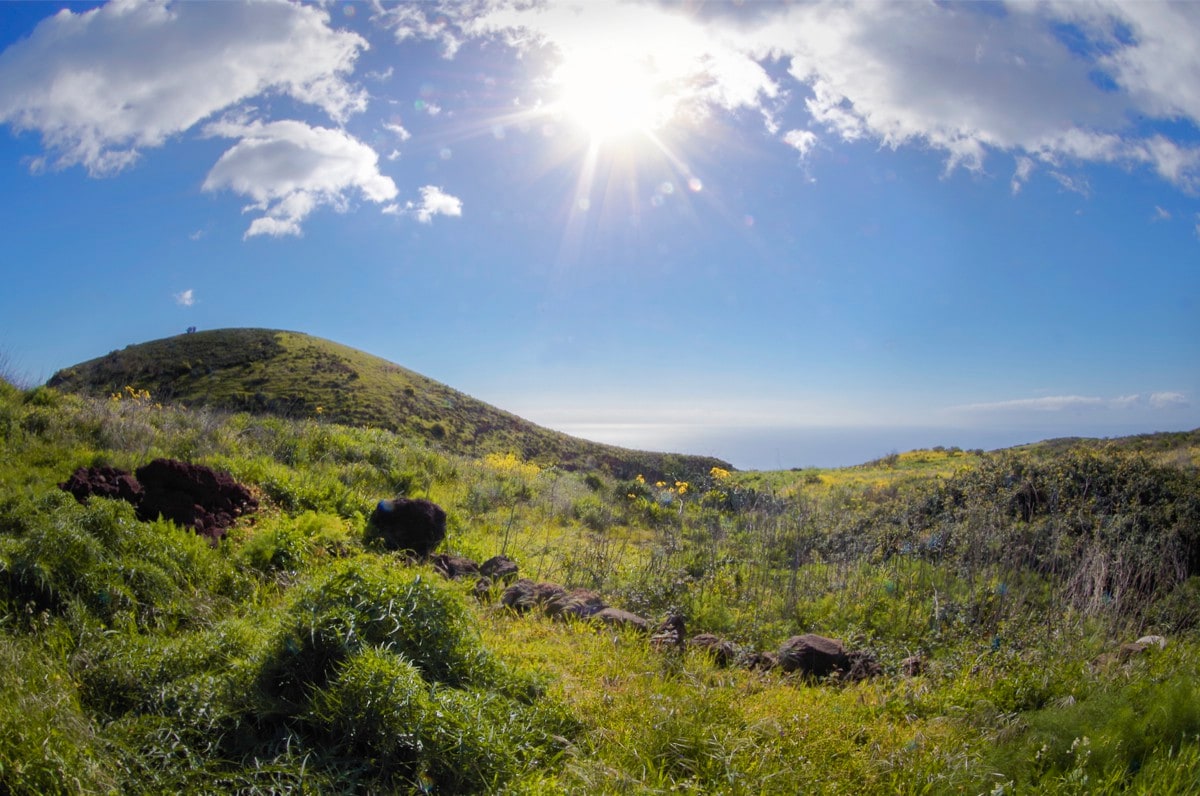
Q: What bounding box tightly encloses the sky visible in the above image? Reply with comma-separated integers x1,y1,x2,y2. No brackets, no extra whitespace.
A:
0,0,1198,470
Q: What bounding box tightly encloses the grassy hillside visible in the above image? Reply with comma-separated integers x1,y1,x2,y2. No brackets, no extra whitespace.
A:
47,328,729,482
3,378,1199,793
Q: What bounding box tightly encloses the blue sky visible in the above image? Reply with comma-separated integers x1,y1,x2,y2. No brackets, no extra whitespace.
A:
1,0,1197,469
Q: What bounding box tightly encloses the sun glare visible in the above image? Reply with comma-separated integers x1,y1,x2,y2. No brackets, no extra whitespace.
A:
554,51,669,143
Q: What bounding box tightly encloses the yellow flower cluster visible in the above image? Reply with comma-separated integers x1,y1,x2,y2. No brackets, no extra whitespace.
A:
110,385,160,408
709,466,731,481
481,452,541,479
110,385,152,402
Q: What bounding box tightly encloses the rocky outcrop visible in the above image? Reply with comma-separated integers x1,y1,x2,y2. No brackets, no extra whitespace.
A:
58,459,257,542
60,465,144,505
134,459,258,542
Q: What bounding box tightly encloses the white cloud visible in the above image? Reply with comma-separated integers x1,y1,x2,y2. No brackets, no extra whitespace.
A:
404,1,781,133
202,119,397,238
384,122,411,142
1153,205,1172,222
954,395,1108,413
374,2,465,58
1049,171,1091,198
396,1,1200,191
783,129,818,157
951,391,1191,415
174,288,194,307
1011,156,1035,195
1149,391,1189,409
383,185,463,224
0,0,367,176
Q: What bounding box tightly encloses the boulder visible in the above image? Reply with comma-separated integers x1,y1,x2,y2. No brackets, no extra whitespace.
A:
501,579,566,613
591,607,650,632
480,555,519,583
1135,635,1167,650
367,497,446,557
430,554,480,580
778,634,849,678
689,633,736,667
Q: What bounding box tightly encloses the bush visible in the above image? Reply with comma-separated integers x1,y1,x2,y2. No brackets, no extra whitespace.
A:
254,558,496,711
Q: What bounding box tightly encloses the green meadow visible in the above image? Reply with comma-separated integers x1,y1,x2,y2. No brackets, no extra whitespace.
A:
2,336,1199,794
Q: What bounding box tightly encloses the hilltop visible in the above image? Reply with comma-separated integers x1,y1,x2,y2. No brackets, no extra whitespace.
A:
47,328,730,481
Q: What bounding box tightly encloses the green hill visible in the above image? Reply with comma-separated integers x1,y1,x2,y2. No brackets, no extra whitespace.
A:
46,328,730,481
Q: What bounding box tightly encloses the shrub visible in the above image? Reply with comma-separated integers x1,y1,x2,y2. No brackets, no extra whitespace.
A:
254,558,496,712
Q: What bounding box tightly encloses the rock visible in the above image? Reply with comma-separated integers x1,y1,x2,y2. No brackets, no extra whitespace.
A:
59,465,144,505
591,607,650,632
744,651,779,672
901,654,925,677
1117,642,1154,661
134,459,258,542
366,497,446,557
545,588,607,620
1135,635,1167,649
843,649,883,681
501,579,566,613
59,459,257,543
689,633,736,667
430,553,480,580
778,634,849,678
480,555,519,583
651,614,686,651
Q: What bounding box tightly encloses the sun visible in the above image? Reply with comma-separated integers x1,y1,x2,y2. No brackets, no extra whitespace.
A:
553,49,672,143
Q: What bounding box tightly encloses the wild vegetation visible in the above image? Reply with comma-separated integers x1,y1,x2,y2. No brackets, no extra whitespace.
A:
2,365,1199,793
46,329,728,482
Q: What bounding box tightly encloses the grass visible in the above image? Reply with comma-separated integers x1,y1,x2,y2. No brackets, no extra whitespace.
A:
0,381,1198,793
47,328,730,481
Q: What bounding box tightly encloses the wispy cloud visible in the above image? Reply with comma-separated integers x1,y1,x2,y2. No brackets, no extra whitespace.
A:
1011,156,1035,195
174,288,194,307
384,121,411,142
951,392,1189,414
953,395,1107,413
1150,391,1189,409
383,185,463,224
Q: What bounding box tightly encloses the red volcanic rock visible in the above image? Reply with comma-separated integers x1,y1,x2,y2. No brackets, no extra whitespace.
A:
59,459,257,543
